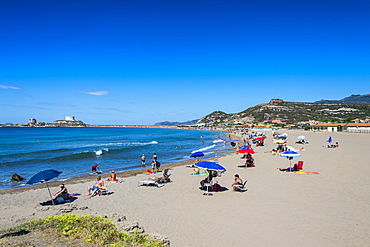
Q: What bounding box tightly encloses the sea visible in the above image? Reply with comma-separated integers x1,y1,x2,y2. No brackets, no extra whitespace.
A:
0,127,228,190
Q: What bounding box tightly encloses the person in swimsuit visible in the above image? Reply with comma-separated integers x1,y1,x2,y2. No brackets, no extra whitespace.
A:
107,170,117,182
153,153,157,162
49,184,68,203
87,176,104,197
141,154,146,166
231,174,243,191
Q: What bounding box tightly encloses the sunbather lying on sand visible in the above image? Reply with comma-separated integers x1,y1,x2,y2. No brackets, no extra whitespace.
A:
150,173,170,182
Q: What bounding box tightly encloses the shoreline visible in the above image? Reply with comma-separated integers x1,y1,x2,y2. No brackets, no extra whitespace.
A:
0,149,236,195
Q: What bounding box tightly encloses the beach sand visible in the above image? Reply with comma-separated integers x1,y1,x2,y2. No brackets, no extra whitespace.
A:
0,130,369,246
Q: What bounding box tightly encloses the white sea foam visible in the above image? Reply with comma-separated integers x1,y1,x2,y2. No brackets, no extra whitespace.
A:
213,139,224,143
95,149,108,155
192,144,216,153
150,141,158,144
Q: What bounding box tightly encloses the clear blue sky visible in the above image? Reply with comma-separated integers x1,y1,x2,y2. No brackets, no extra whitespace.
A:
1,0,369,125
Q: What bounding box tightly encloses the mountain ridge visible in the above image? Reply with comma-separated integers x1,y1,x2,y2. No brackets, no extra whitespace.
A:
155,94,370,126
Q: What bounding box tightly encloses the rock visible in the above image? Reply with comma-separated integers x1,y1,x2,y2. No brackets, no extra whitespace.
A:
120,221,145,233
11,173,24,182
148,233,171,246
102,213,126,222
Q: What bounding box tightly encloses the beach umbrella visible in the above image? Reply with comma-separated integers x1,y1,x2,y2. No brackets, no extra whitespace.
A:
196,161,226,172
256,137,265,141
236,148,255,154
240,145,252,149
286,146,297,152
190,151,204,158
26,169,62,205
280,151,301,170
298,135,306,139
327,136,333,143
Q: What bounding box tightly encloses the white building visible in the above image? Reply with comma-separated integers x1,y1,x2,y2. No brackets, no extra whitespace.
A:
65,116,75,121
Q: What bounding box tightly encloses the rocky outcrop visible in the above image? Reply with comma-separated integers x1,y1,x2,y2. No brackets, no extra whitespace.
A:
11,173,24,182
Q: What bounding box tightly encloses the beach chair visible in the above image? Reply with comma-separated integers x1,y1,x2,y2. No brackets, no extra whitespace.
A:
294,161,304,171
235,180,248,192
163,168,169,176
159,174,171,183
138,173,170,188
98,182,110,196
203,179,213,195
200,174,214,195
138,179,164,187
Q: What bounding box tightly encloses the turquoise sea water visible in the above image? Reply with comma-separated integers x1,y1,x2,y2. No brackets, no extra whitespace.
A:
0,127,227,190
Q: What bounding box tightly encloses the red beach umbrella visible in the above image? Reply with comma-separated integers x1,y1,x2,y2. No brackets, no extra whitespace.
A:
236,149,255,154
256,137,265,141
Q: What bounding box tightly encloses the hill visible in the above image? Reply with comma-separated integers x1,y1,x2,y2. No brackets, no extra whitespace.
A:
197,99,370,125
154,119,199,126
315,94,370,104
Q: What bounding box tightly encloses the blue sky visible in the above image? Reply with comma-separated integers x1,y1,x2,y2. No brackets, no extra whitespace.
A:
1,0,369,125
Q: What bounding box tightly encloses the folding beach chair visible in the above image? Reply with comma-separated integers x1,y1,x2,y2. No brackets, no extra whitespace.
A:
235,180,248,192
98,182,110,196
294,161,304,171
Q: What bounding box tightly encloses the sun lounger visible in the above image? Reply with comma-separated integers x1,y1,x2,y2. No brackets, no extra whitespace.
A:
138,180,164,187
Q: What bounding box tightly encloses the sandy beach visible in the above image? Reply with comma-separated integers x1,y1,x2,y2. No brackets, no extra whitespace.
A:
0,130,369,246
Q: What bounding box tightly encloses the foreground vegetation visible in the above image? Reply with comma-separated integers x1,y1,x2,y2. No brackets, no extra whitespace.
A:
0,214,166,247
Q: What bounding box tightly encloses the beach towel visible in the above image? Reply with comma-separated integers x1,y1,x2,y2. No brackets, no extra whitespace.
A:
295,171,320,174
110,179,124,183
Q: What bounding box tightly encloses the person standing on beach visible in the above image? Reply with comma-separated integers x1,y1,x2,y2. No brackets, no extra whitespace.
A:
153,153,157,162
141,154,146,166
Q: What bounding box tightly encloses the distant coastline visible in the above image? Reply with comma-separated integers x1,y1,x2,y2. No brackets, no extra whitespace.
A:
0,124,217,131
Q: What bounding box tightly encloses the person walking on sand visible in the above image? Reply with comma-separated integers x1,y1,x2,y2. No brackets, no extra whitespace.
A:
141,154,146,166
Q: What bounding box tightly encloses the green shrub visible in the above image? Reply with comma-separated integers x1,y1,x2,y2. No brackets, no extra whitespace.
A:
4,214,165,247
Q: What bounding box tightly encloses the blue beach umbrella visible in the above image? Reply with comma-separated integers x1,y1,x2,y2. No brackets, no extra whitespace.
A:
27,169,62,205
327,136,333,143
280,150,301,158
190,151,204,158
280,151,301,170
240,145,252,149
196,161,226,172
